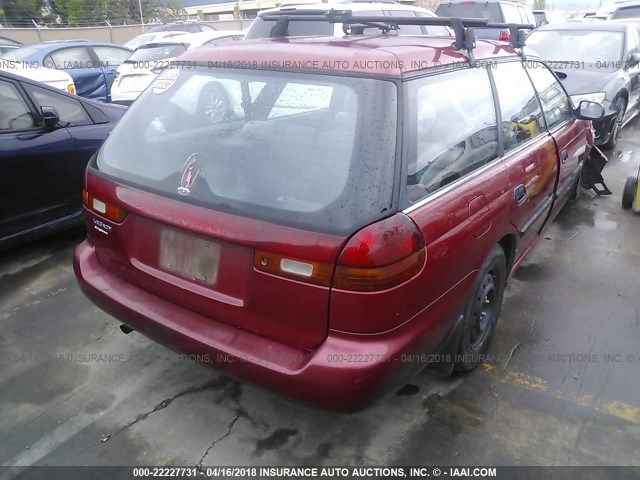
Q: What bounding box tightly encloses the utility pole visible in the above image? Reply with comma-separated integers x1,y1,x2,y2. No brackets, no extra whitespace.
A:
138,0,145,32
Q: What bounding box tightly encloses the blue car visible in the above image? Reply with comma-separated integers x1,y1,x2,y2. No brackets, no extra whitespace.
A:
2,40,132,102
0,69,126,248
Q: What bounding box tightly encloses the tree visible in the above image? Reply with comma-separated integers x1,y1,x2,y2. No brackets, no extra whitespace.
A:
1,0,45,26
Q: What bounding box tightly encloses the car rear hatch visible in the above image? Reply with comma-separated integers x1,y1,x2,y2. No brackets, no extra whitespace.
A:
85,66,398,350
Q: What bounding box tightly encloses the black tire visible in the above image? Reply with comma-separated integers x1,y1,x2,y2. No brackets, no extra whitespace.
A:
622,176,637,210
604,97,626,150
198,81,232,125
454,244,507,372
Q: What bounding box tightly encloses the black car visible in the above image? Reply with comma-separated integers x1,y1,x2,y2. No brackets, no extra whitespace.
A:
527,22,640,148
0,70,126,248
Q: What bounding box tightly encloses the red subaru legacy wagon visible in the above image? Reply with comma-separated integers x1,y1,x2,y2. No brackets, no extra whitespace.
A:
74,14,602,410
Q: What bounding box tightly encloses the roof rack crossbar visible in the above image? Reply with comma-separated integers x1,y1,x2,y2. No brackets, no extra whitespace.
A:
262,10,534,63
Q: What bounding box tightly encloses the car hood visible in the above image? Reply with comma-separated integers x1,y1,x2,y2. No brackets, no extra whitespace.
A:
553,66,619,96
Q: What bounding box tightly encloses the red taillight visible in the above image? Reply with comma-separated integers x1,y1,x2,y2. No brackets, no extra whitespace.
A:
82,189,127,223
499,30,510,42
334,213,425,292
253,214,425,292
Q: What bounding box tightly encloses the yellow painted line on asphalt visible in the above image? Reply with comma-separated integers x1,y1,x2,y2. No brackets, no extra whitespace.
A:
482,364,640,425
482,363,548,392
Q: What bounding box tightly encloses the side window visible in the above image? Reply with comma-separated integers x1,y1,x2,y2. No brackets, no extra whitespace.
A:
626,28,638,55
92,46,131,67
187,24,201,33
25,84,92,127
352,10,384,35
45,47,93,69
0,80,37,131
526,62,571,129
406,68,499,201
268,83,333,119
501,4,521,23
517,6,528,23
415,11,451,35
492,61,544,153
387,10,423,35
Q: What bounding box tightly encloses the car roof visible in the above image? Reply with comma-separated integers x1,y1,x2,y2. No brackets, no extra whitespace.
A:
534,20,629,31
258,2,438,15
182,35,522,77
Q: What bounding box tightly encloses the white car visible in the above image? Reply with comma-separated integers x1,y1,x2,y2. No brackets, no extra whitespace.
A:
123,30,191,49
244,2,450,39
0,61,76,93
111,31,244,105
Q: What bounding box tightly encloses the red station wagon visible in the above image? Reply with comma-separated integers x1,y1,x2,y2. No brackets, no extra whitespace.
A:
74,14,603,411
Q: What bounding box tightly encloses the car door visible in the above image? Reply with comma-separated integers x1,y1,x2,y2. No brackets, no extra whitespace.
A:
91,46,132,102
21,81,98,216
403,67,509,326
624,26,640,116
525,61,587,219
490,61,558,262
0,78,75,239
45,46,105,101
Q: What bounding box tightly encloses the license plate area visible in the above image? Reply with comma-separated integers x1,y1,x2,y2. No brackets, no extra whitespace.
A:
159,229,220,285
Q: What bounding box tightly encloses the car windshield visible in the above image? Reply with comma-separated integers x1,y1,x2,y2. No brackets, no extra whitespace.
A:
526,29,624,65
96,67,398,235
1,44,47,61
611,6,640,19
435,3,502,21
127,43,188,62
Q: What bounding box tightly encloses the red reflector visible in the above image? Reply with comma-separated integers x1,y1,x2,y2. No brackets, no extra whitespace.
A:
499,30,510,42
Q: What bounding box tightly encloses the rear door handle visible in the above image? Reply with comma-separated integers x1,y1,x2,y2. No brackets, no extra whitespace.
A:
560,150,569,163
514,185,527,205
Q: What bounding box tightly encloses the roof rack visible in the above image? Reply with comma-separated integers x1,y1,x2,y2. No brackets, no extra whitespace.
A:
261,9,533,66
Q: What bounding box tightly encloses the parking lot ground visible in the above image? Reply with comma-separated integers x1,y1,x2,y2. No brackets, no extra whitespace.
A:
1,122,640,473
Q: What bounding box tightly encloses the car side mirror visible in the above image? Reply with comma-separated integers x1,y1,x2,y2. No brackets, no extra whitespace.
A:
628,52,640,68
540,20,549,26
41,106,60,131
577,100,604,120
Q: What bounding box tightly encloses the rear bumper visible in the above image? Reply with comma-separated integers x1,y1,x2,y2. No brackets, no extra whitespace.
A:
74,240,441,411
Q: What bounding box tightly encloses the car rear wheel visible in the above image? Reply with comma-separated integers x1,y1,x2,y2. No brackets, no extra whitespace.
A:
454,244,507,372
622,176,637,210
198,81,232,125
604,97,626,150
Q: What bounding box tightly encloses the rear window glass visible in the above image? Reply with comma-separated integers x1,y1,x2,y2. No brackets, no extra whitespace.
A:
96,67,398,235
611,6,640,19
128,44,187,62
435,3,502,21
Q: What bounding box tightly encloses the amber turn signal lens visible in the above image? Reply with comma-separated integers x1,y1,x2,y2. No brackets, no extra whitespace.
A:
82,189,127,223
254,250,333,287
333,249,426,292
